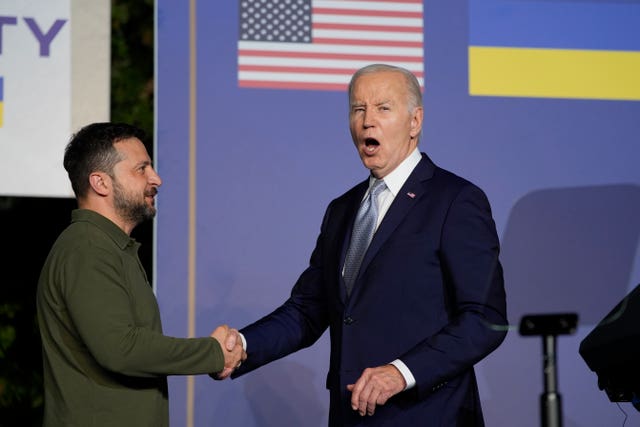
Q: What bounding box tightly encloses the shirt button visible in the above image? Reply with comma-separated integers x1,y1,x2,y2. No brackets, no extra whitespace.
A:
344,316,354,325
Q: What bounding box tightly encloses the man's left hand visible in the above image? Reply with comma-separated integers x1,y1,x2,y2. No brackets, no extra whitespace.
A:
347,365,406,416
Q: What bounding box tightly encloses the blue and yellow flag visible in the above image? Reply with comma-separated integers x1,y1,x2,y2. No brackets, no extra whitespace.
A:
469,0,640,101
0,77,3,127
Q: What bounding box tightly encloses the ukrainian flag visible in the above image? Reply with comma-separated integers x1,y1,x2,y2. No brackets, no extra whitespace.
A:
0,77,3,127
469,0,640,101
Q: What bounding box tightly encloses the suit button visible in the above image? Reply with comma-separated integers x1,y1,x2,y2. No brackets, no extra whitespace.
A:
344,316,354,325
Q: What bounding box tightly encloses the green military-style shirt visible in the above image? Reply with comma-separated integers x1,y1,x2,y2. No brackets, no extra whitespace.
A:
37,209,224,426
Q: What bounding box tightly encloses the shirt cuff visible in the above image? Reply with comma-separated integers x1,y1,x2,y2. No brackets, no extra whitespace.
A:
390,359,416,390
239,332,247,352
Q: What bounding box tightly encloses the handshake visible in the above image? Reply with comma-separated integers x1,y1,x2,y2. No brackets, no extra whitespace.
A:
210,325,247,379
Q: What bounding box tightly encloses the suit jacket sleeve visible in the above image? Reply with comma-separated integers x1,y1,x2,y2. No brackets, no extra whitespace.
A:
400,183,507,399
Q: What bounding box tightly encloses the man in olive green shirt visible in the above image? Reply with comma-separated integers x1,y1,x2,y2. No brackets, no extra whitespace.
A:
37,122,245,426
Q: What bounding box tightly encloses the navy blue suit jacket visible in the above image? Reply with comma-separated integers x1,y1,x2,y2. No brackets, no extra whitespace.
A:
234,154,508,426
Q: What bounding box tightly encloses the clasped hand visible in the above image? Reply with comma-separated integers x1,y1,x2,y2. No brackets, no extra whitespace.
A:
210,325,246,379
347,365,406,417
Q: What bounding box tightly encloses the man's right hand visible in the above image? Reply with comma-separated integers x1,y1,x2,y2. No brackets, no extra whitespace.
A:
210,325,246,379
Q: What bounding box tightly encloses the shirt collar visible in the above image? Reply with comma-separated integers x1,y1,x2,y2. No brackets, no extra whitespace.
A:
368,147,421,196
71,209,139,251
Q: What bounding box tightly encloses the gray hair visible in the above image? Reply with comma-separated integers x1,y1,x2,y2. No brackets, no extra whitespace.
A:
348,64,423,111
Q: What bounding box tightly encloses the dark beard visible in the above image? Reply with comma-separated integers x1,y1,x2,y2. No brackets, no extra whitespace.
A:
113,181,156,226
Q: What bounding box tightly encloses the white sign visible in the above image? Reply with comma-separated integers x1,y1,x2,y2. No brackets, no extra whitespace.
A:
0,0,109,197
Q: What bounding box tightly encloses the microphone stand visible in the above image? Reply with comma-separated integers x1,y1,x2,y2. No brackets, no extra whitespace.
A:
520,313,578,427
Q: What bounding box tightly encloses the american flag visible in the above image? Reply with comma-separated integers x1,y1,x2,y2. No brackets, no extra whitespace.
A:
238,0,424,91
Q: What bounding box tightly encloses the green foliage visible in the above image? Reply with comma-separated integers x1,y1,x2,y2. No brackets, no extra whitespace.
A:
0,296,44,425
111,0,154,138
0,304,18,359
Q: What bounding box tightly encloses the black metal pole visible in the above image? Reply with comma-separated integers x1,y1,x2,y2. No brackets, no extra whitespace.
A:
541,334,562,427
519,313,577,427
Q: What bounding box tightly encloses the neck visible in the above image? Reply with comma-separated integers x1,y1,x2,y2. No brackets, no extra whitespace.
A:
78,198,135,235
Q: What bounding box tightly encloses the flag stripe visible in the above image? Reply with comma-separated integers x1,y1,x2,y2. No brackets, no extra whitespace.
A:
241,71,366,83
469,0,640,51
313,22,421,33
314,29,422,43
239,56,422,70
469,46,640,101
319,0,422,10
239,41,422,56
239,64,424,78
239,71,424,85
238,0,424,91
314,14,422,26
238,59,423,83
314,7,421,18
239,47,420,63
308,38,422,47
240,81,350,91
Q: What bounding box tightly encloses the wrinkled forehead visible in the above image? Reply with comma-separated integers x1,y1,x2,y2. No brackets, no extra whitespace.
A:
350,71,408,104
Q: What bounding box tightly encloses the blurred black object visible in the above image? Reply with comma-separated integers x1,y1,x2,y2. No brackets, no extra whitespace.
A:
580,283,640,409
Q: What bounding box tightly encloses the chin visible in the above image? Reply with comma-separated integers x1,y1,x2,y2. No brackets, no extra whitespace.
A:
361,158,379,171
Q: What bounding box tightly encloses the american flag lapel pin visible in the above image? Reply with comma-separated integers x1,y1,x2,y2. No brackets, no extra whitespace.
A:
407,192,416,199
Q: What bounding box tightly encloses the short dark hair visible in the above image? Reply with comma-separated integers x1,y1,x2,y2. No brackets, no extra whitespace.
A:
63,122,147,198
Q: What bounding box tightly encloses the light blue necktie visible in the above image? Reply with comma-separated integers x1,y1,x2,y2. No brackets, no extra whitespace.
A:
343,179,387,296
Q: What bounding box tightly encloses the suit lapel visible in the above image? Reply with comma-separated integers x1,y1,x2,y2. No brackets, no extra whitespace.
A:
351,154,436,297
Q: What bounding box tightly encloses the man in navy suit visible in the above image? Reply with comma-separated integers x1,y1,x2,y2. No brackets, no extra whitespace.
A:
232,64,508,426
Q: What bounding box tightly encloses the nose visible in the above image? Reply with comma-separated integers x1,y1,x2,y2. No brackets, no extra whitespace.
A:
149,167,162,187
362,109,374,128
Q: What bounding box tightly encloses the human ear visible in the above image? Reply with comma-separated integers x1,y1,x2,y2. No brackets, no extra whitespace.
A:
410,107,424,139
88,172,111,197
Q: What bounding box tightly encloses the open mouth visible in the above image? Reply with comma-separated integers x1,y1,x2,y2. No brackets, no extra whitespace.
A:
364,138,380,154
145,188,158,203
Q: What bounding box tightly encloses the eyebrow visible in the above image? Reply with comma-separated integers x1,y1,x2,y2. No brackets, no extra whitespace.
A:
351,99,392,106
134,159,153,168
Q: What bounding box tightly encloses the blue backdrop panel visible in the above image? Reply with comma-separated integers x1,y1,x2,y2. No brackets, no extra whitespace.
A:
157,1,640,426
